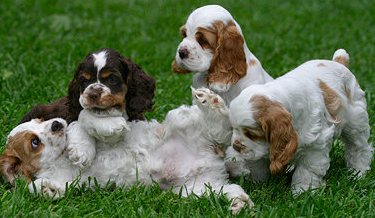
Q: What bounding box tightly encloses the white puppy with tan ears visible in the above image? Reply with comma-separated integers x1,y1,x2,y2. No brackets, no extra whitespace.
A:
226,49,373,195
172,5,273,104
0,88,252,214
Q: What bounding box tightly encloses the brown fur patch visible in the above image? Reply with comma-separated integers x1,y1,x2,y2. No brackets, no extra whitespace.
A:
81,72,92,81
212,144,225,158
100,70,113,79
248,59,258,67
195,27,217,49
333,56,349,67
319,80,341,120
172,59,191,74
251,95,298,175
243,127,265,141
233,141,247,153
317,63,326,67
98,92,127,110
0,131,44,183
20,97,69,124
180,25,187,38
207,20,247,86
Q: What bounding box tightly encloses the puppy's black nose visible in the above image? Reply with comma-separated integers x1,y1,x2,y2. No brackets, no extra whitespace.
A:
89,93,99,101
51,121,63,132
178,48,189,59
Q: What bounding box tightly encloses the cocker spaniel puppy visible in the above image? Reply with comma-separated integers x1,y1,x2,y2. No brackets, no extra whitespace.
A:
226,49,373,195
1,88,252,214
21,48,155,123
172,5,273,104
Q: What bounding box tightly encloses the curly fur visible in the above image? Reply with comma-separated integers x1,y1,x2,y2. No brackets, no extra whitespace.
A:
227,49,373,195
1,88,252,214
21,49,155,124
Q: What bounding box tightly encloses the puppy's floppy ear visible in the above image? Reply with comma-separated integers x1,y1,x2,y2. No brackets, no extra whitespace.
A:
207,21,247,86
121,57,156,121
253,96,298,175
0,152,21,184
67,62,85,123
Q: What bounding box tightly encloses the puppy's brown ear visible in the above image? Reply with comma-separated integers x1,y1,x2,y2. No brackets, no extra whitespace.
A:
67,62,85,123
207,21,247,86
121,57,156,121
0,152,21,184
253,96,298,175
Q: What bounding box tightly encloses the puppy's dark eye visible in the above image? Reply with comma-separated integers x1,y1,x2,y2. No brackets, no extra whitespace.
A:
79,77,92,88
31,137,40,150
106,75,119,86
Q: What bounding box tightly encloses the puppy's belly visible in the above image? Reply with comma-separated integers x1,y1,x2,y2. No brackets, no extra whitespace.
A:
84,146,152,186
149,140,197,189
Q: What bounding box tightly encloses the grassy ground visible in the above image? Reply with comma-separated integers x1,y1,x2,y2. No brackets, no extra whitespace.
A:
0,0,374,217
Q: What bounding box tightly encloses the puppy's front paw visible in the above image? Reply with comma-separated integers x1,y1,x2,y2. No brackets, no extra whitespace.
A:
230,194,255,215
209,82,231,92
29,178,64,199
192,87,227,111
67,143,95,169
88,116,130,143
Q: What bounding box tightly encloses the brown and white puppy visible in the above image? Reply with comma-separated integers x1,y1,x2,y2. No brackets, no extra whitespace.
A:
226,49,373,195
21,48,155,123
0,118,67,184
172,5,273,104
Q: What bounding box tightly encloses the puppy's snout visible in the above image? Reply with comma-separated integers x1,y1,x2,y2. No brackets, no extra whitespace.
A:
51,121,64,132
88,87,103,101
89,86,103,92
178,48,189,59
89,93,99,101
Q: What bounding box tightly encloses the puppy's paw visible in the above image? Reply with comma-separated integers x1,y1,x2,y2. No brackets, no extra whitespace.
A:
230,194,255,215
88,116,130,143
29,178,64,199
209,82,231,93
67,143,95,169
192,87,227,111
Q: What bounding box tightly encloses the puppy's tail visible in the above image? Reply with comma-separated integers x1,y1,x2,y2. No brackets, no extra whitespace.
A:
332,48,349,68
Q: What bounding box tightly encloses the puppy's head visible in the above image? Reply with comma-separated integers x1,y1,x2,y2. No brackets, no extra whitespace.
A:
229,94,298,175
172,5,247,91
68,48,155,121
0,118,67,184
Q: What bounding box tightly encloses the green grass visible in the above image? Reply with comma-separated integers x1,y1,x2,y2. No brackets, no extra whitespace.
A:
1,0,375,217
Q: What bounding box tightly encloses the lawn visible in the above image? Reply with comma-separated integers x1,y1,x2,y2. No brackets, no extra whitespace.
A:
1,0,374,217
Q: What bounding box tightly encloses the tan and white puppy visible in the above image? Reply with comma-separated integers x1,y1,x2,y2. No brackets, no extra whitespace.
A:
0,88,252,214
226,49,373,195
172,5,273,104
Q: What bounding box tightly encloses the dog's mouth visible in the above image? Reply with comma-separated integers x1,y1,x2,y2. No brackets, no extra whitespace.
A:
88,106,124,117
172,59,191,74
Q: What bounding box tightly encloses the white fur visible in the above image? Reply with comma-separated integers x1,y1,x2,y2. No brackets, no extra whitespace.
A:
174,5,273,104
93,51,107,76
16,88,252,213
227,49,373,195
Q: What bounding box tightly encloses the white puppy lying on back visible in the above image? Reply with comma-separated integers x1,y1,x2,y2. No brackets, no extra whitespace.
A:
0,88,252,214
226,49,373,195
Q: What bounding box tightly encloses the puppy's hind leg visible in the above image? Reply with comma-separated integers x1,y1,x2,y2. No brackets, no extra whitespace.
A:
341,105,373,178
